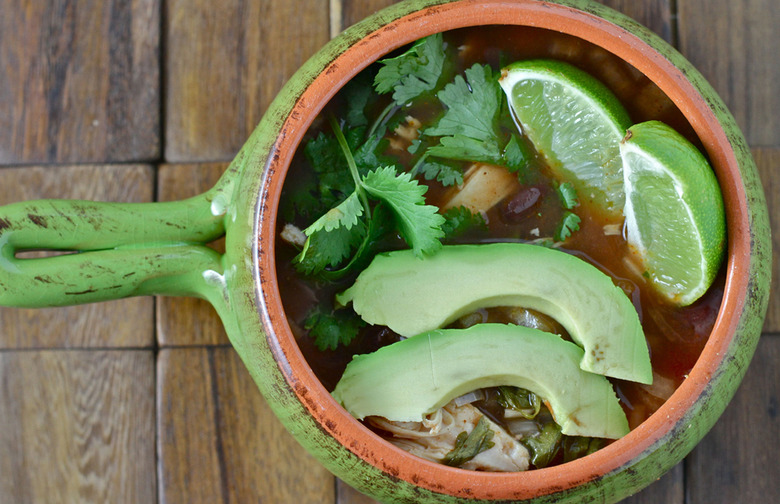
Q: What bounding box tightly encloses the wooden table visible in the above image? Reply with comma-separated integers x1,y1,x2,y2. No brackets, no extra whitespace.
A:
0,1,777,502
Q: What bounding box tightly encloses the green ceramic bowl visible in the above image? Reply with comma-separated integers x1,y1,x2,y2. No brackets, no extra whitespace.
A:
0,1,770,502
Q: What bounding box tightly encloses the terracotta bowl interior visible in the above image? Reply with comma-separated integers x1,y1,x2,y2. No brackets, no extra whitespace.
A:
256,1,751,500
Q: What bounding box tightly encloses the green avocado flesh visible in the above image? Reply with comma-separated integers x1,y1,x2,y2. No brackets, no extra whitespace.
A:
332,323,629,439
337,243,652,384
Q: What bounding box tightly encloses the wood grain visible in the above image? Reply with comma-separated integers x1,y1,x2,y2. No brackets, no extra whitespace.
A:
685,336,780,503
678,0,779,147
754,147,779,333
337,478,380,504
156,163,229,346
623,463,683,503
0,165,155,349
338,0,399,33
164,0,330,162
157,347,334,504
598,0,673,43
0,0,160,163
0,350,156,503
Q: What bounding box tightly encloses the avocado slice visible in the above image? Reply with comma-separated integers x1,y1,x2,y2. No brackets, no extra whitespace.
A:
332,323,630,439
337,243,652,384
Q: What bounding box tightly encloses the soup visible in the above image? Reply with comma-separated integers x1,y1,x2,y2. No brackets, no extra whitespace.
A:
275,26,723,471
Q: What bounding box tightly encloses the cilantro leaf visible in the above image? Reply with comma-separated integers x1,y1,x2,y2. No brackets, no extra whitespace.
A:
352,126,393,172
420,64,534,172
503,134,531,173
441,206,487,239
303,192,364,234
304,306,365,351
298,120,389,221
361,166,445,256
426,135,503,165
443,416,496,467
425,64,502,143
343,72,374,128
415,158,464,186
408,137,424,155
374,33,446,106
296,221,366,275
558,182,579,209
302,132,356,211
316,203,399,282
556,211,581,242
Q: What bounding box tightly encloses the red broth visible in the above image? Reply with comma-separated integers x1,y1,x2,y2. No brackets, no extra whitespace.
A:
275,25,722,465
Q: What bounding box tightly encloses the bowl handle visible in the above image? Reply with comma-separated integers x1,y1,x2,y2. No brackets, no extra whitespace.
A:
0,177,235,321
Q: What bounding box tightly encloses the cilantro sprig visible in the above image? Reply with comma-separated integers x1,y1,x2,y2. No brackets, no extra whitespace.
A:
555,182,581,242
304,306,365,351
558,182,579,210
556,212,581,242
288,34,539,351
409,63,530,186
296,118,445,278
425,64,503,153
374,33,446,106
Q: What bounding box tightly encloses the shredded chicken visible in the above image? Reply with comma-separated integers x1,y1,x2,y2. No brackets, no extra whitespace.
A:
368,401,530,472
442,163,519,213
388,116,422,151
280,223,307,248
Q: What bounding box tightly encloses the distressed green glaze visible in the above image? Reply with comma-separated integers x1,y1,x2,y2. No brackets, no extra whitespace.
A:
0,169,242,338
0,1,770,503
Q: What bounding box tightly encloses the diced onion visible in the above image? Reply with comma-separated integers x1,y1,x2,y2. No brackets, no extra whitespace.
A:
506,417,540,439
454,389,487,406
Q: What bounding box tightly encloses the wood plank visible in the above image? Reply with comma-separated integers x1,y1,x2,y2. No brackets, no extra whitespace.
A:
0,0,160,164
164,0,330,162
0,165,155,349
338,0,399,33
686,336,780,503
337,479,379,504
678,0,779,147
157,347,334,504
156,163,229,346
599,0,673,42
753,147,779,333
0,350,156,502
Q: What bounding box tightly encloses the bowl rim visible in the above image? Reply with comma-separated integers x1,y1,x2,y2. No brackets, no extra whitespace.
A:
255,0,755,500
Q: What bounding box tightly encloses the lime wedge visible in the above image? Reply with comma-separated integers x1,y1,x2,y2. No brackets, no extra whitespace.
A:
499,59,631,216
620,120,726,305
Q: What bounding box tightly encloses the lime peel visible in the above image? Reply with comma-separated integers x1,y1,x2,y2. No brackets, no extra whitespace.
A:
499,59,631,216
620,120,726,305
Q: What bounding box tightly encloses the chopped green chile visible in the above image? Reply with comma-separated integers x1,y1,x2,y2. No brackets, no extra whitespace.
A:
519,414,605,468
443,416,496,467
496,386,542,419
563,436,605,463
523,421,563,468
